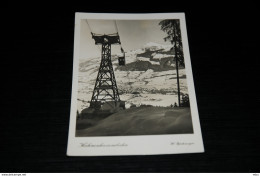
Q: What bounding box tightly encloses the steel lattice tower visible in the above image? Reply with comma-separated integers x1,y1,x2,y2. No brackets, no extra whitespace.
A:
89,33,121,109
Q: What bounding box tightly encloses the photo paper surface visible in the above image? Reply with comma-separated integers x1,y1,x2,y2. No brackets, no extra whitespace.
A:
67,12,204,156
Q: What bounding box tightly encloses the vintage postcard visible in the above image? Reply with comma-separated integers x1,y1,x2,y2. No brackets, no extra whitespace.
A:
67,12,204,156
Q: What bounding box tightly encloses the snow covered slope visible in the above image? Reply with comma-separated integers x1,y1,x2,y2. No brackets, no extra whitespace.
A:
76,107,193,136
77,43,188,112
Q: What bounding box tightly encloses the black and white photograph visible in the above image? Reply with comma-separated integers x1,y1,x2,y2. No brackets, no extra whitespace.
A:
76,18,193,137
67,13,204,156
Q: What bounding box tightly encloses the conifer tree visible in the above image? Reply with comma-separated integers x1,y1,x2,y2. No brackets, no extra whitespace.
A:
159,19,184,106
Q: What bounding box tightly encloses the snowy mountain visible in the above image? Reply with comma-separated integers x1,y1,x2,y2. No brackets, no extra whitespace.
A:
144,42,172,52
77,43,188,111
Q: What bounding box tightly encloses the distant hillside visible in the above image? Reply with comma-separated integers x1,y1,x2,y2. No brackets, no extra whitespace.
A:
116,43,177,72
116,60,175,72
137,48,174,58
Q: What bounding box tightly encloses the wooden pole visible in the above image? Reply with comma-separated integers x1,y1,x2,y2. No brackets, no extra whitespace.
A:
175,53,181,107
174,22,181,107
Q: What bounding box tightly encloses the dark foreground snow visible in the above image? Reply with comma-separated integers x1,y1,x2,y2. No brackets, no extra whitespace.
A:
76,107,193,137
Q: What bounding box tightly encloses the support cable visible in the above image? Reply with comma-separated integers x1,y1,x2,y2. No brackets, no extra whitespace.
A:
86,20,101,52
86,20,93,33
114,20,124,52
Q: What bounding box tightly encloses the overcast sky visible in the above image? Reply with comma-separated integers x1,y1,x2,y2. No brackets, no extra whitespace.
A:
79,19,171,59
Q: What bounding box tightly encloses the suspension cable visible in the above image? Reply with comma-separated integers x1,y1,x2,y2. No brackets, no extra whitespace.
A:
114,20,124,52
86,20,93,33
85,20,101,52
114,20,119,33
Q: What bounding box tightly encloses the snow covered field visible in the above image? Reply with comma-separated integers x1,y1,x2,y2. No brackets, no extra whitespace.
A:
77,43,189,112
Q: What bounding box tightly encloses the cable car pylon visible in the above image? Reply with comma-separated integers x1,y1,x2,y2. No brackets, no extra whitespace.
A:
86,20,125,110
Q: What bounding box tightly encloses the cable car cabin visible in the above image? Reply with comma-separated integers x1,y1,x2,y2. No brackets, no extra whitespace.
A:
118,47,125,66
118,56,125,66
